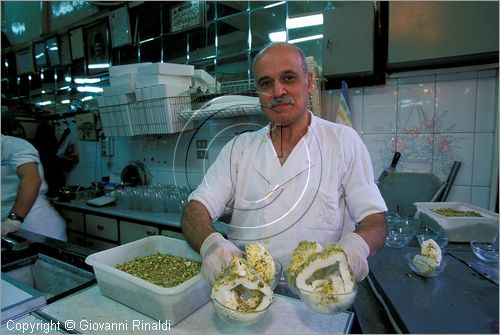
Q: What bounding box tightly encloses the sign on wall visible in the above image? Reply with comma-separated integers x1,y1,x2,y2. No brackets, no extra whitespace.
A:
170,1,205,33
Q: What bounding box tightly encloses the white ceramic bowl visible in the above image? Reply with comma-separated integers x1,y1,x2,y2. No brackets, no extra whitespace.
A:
470,241,499,263
406,253,447,277
297,285,357,314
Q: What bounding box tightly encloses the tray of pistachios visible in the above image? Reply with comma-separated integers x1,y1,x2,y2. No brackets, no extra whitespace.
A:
414,202,499,243
85,236,210,325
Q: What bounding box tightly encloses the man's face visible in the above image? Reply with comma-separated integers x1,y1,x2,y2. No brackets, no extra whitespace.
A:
254,45,313,126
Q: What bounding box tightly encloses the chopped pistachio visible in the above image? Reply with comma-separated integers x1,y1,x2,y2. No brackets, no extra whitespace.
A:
115,252,201,288
432,208,482,217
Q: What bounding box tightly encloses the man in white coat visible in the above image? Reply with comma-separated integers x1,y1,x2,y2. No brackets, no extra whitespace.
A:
181,42,387,286
1,134,67,241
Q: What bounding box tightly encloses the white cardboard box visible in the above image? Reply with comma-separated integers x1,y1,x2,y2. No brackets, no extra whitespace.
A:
192,69,216,86
102,83,136,96
85,236,210,325
152,84,189,98
135,75,192,88
142,62,194,76
415,202,499,242
136,84,188,100
109,73,136,86
108,63,151,77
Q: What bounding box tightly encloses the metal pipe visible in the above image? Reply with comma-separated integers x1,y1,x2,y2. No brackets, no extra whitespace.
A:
440,161,461,202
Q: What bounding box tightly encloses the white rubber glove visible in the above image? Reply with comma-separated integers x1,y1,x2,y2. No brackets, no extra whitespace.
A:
2,219,22,236
200,232,243,286
338,232,370,282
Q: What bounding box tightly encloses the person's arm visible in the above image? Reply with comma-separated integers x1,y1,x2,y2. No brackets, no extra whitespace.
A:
353,212,387,256
181,200,242,286
181,200,217,253
11,162,42,218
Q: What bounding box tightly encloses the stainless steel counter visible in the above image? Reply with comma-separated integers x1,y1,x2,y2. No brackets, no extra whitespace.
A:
367,243,499,333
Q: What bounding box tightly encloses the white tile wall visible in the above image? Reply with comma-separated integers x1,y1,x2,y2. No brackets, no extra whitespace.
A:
362,85,398,133
323,68,498,210
66,68,498,211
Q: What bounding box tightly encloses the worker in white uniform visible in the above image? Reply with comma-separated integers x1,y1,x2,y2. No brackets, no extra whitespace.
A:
181,42,387,286
1,134,67,241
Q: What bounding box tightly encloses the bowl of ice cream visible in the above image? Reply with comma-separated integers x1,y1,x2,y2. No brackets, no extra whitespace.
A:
406,253,447,277
407,238,446,277
211,243,276,326
212,294,272,326
297,284,357,314
416,235,449,250
285,241,357,314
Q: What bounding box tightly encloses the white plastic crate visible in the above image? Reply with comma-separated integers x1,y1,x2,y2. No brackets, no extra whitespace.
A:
128,95,194,135
85,236,210,325
97,96,135,136
415,202,499,242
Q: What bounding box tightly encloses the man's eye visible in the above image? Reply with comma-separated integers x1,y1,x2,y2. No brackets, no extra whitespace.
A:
284,74,296,81
259,80,271,89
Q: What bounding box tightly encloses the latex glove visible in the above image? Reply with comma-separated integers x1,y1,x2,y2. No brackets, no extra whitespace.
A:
200,232,242,286
1,219,22,236
338,232,370,282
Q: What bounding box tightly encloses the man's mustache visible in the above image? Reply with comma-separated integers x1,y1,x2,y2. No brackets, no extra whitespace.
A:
268,96,295,108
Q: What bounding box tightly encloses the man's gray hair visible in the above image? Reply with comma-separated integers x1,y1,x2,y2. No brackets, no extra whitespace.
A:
252,42,309,78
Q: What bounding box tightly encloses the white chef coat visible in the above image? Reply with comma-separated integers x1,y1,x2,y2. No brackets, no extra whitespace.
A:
1,135,67,241
189,112,387,266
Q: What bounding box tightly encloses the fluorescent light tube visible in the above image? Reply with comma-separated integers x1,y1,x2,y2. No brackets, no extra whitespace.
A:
268,31,287,42
289,34,323,44
77,86,103,93
286,14,323,29
88,63,110,70
264,1,286,9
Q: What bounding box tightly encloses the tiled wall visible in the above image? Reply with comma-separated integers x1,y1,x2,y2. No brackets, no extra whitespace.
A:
66,68,498,211
324,68,498,210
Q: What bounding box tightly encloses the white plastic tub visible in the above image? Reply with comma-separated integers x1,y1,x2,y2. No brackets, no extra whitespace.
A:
414,202,499,242
85,236,210,325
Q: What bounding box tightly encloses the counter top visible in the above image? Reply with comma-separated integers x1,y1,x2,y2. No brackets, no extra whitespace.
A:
3,227,498,334
368,244,499,333
5,285,353,334
54,201,228,235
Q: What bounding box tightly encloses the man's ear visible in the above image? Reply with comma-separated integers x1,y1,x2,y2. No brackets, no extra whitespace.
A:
307,72,314,94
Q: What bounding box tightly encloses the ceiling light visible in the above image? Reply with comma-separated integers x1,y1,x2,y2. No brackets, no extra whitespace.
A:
77,86,103,93
264,1,286,9
88,63,110,70
74,78,102,84
268,31,287,42
286,14,323,29
288,34,323,44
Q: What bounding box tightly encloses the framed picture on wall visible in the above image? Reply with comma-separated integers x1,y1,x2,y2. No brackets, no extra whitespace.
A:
16,47,35,75
170,1,205,33
46,36,61,67
33,40,47,69
85,21,110,74
109,5,132,48
59,33,72,66
69,27,85,60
